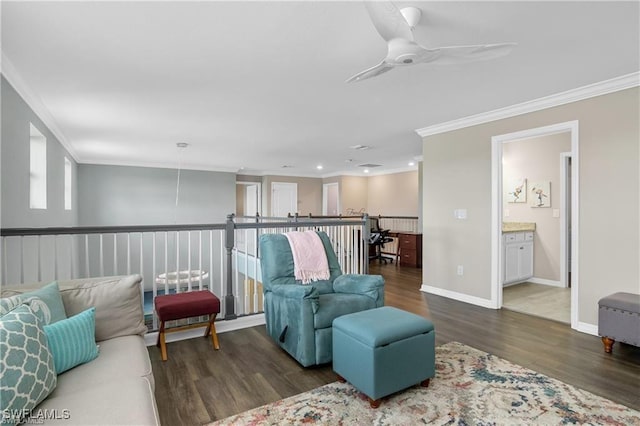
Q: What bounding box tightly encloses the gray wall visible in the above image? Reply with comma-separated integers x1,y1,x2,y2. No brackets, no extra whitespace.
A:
422,87,639,327
78,164,236,226
1,76,78,228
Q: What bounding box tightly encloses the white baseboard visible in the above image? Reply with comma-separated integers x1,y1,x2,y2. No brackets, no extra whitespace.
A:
144,313,266,346
420,284,497,309
575,321,598,336
529,277,564,288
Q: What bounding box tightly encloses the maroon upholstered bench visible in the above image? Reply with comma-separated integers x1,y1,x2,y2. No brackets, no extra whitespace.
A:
154,290,221,361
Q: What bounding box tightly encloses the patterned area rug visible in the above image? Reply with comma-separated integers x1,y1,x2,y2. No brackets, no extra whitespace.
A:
209,342,640,425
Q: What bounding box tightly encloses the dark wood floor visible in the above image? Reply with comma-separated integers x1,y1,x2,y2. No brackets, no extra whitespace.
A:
149,263,640,425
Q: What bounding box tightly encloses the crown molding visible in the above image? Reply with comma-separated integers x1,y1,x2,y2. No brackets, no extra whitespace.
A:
237,164,419,179
321,165,418,179
1,52,79,161
415,72,640,138
79,158,241,174
245,169,326,179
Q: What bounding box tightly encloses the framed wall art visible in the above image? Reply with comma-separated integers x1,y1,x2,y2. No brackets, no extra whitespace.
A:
530,181,551,208
505,177,527,203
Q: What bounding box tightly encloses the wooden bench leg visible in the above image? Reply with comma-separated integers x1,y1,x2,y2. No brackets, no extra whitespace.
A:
205,313,220,350
369,397,381,409
602,336,615,353
420,378,430,387
336,374,346,383
158,321,168,361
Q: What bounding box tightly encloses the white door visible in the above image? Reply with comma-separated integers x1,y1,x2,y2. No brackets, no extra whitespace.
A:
245,184,258,216
271,183,297,217
322,183,339,215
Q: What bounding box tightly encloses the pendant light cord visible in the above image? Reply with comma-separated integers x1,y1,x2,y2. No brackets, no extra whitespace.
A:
174,145,186,224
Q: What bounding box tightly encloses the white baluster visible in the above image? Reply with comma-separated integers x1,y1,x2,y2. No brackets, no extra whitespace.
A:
198,231,203,291
99,234,104,277
113,234,118,275
152,232,158,331
187,231,192,292
84,235,90,278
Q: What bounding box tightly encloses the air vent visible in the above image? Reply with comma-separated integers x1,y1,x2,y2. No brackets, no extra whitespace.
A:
281,165,294,168
350,144,371,151
358,163,382,168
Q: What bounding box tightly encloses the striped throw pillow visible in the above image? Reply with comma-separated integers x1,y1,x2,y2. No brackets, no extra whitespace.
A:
43,307,99,374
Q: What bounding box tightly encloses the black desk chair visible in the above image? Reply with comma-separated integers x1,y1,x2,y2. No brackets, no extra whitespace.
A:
368,228,395,264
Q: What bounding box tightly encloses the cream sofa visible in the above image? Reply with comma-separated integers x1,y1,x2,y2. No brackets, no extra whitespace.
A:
1,275,160,426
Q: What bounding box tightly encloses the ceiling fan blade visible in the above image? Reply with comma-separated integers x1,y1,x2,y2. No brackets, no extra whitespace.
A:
365,1,414,42
346,60,395,83
418,42,516,65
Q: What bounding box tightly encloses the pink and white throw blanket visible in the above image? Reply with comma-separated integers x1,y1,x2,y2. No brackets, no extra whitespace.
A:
284,231,330,284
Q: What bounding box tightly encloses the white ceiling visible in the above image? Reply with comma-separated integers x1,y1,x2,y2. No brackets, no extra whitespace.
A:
2,1,639,177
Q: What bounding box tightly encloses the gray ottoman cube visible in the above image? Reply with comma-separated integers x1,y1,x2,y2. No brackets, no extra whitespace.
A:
598,292,640,353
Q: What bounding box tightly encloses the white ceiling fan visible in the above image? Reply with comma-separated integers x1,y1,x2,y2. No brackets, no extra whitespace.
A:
347,1,516,83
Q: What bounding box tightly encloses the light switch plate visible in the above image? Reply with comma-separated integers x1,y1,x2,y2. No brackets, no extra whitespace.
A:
553,209,560,218
454,209,467,220
504,209,510,217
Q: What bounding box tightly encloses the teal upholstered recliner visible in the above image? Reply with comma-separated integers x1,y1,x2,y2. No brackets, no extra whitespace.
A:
259,231,385,367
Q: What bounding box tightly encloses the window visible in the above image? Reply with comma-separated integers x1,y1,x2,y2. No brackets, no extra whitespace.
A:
29,124,47,209
64,157,72,210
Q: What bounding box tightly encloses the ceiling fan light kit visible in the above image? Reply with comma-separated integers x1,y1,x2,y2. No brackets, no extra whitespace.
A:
347,1,516,83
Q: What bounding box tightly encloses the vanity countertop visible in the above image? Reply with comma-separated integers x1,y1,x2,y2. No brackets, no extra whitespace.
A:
502,222,536,233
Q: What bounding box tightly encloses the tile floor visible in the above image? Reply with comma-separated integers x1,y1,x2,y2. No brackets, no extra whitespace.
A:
503,282,571,324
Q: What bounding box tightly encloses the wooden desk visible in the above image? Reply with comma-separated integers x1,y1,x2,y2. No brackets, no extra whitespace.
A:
394,232,422,268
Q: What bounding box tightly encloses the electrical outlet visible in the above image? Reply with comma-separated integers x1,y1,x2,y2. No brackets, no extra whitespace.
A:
504,209,510,217
457,265,464,276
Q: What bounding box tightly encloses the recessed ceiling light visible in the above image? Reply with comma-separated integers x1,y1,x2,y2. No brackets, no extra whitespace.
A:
281,165,294,168
364,169,370,174
408,161,415,166
316,165,323,170
176,142,189,148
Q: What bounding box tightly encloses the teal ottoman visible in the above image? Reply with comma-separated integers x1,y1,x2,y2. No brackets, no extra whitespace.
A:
332,306,435,408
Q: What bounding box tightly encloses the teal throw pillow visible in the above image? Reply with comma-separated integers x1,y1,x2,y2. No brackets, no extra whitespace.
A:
0,304,57,426
0,281,67,324
44,307,99,374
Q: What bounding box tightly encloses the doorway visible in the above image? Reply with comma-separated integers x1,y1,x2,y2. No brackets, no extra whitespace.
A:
236,182,262,217
491,121,580,330
271,182,297,217
322,183,339,216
